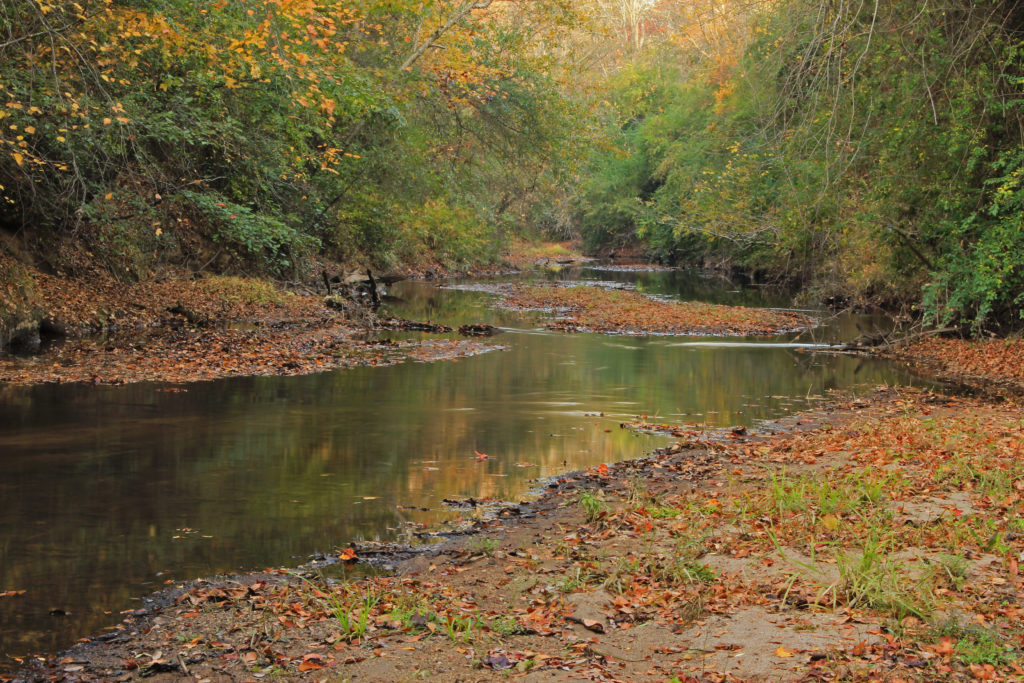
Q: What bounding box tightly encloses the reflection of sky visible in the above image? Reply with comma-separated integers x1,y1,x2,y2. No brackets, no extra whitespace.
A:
0,268,930,661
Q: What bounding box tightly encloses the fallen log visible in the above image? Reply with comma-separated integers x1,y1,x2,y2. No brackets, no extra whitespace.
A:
458,323,501,337
829,326,957,353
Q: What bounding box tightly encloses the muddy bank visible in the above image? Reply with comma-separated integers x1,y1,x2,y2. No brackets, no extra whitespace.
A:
11,387,1022,682
0,261,502,384
0,240,601,384
0,323,501,386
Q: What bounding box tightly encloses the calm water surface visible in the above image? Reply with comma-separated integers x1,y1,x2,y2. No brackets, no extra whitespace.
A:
0,267,929,663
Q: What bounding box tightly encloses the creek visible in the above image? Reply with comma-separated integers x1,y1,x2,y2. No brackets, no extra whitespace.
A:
0,265,930,663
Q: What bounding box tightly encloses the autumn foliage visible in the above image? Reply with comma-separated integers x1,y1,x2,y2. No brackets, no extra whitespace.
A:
0,0,586,277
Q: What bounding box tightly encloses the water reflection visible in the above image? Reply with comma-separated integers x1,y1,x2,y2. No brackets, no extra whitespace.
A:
0,268,928,662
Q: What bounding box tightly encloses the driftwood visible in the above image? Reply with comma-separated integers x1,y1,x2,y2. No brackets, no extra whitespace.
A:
366,269,381,308
458,323,501,337
376,317,452,333
832,326,956,353
321,267,400,311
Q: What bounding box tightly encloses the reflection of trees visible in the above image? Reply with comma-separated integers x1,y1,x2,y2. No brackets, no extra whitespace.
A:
0,281,919,659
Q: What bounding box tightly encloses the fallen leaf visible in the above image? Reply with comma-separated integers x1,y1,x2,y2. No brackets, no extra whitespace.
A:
934,636,955,655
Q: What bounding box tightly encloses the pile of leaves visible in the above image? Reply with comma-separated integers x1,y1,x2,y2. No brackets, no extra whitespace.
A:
885,337,1024,395
503,285,814,336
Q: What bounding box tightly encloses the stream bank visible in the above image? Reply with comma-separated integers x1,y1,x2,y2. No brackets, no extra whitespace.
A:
10,387,1023,682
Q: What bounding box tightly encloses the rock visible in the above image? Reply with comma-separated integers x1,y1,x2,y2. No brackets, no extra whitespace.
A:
564,589,614,633
324,295,353,310
40,317,69,337
5,317,41,354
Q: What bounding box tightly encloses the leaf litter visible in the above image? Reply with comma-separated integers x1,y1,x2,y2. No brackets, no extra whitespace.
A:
498,284,815,336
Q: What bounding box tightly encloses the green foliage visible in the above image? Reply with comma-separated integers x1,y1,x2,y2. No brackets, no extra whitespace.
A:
577,0,1024,329
924,148,1024,330
578,490,609,523
934,619,1018,666
182,192,318,276
838,537,933,621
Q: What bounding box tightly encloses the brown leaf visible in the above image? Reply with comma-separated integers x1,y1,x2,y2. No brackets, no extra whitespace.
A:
934,636,955,656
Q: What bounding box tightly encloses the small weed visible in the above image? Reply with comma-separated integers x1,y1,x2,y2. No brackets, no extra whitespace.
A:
838,540,933,620
326,592,380,641
601,556,641,594
552,538,573,558
933,620,1017,666
377,593,436,632
646,506,683,519
443,612,483,643
626,475,659,507
578,490,608,524
488,615,531,636
935,553,969,591
560,566,600,593
469,537,500,556
769,471,809,513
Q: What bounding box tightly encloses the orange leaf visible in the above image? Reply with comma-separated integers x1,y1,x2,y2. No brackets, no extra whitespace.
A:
934,636,955,655
774,646,793,658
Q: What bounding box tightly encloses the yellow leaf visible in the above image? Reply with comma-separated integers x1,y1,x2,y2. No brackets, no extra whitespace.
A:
116,117,129,124
12,152,23,166
104,192,113,200
774,646,794,658
103,118,112,125
24,126,35,135
821,514,839,531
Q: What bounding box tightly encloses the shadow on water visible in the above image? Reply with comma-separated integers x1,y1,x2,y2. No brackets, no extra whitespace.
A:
0,267,932,662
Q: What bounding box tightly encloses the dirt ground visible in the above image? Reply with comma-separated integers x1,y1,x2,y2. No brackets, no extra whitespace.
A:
8,387,1023,682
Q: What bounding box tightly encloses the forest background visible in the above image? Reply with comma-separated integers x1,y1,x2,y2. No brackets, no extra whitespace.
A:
2,0,1024,334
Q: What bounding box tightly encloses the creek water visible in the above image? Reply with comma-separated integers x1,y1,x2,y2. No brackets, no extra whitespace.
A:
0,266,930,663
